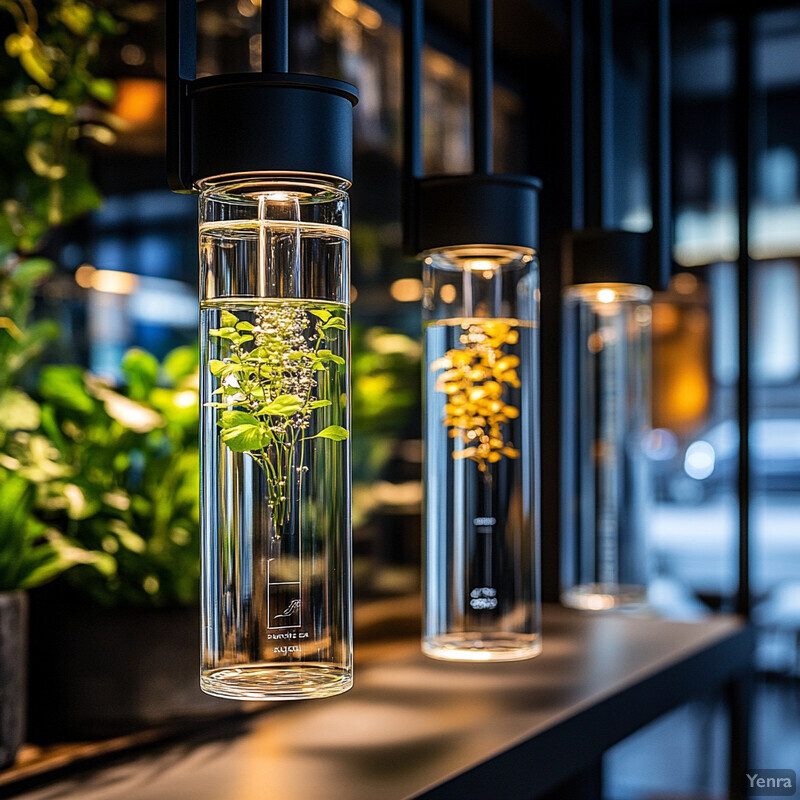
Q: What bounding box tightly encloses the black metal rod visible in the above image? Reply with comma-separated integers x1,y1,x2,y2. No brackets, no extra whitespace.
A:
262,0,289,73
649,0,672,291
570,0,585,230
471,0,493,174
599,0,614,226
166,0,196,192
402,0,424,254
734,5,752,619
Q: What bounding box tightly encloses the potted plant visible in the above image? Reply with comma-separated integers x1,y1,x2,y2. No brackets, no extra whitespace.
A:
0,0,120,756
0,260,112,766
23,346,240,740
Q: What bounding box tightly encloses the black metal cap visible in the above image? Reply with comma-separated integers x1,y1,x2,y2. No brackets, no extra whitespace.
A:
173,73,357,190
412,174,541,255
562,229,653,288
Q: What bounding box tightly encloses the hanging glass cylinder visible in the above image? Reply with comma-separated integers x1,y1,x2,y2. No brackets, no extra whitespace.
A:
412,175,542,662
199,176,352,699
167,0,357,699
560,231,653,611
423,241,541,660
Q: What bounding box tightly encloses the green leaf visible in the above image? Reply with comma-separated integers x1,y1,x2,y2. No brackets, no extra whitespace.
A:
122,348,159,400
312,425,349,441
315,350,346,365
236,321,254,331
220,311,239,328
208,360,227,376
39,366,94,413
322,317,347,330
11,258,52,288
263,395,303,416
221,424,264,451
89,78,116,104
309,309,332,322
308,399,332,409
0,388,41,431
220,410,259,428
163,345,198,383
209,327,236,339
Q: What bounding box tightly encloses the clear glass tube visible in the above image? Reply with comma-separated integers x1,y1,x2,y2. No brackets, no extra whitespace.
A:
561,282,652,611
422,246,541,661
198,175,352,699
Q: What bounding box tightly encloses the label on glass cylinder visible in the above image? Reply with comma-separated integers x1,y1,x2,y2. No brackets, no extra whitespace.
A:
470,586,498,610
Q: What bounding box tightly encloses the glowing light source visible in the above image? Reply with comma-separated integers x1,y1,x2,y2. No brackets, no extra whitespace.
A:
112,78,165,128
90,269,139,295
466,259,498,272
684,440,715,480
390,278,424,302
439,284,457,303
75,264,96,288
596,288,616,304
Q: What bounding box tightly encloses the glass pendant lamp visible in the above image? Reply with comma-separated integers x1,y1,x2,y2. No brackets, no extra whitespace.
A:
403,0,543,661
560,230,653,611
168,0,357,699
420,187,542,660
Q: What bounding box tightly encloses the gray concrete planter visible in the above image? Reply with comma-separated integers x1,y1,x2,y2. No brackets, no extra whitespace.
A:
0,591,26,769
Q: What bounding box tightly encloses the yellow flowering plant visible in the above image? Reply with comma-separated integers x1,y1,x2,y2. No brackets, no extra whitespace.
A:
432,320,521,474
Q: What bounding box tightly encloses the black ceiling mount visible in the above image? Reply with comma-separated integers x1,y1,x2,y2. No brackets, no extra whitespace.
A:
562,228,652,288
167,0,357,193
402,0,542,255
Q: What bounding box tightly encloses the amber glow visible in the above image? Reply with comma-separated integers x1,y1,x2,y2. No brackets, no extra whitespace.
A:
112,78,164,128
390,278,424,302
652,299,711,434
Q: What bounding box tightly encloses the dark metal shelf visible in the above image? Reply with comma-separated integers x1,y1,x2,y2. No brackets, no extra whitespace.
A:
6,602,752,800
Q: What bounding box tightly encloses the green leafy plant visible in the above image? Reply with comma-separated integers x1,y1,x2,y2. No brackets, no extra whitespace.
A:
1,0,119,256
0,257,110,590
208,304,348,534
350,325,421,482
11,346,203,607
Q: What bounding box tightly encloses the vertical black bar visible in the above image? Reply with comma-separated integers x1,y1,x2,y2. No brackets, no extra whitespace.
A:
649,0,672,291
734,4,752,620
599,0,614,226
262,0,289,73
584,0,614,227
166,0,197,192
471,0,493,175
726,670,753,800
402,0,424,254
571,0,585,230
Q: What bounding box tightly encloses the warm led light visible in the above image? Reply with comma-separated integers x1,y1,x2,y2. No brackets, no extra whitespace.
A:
332,0,359,18
672,272,698,295
91,269,139,295
358,6,382,29
265,191,291,202
596,288,616,304
390,278,424,302
75,264,96,288
112,78,165,128
467,259,498,272
350,284,358,302
439,284,457,303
